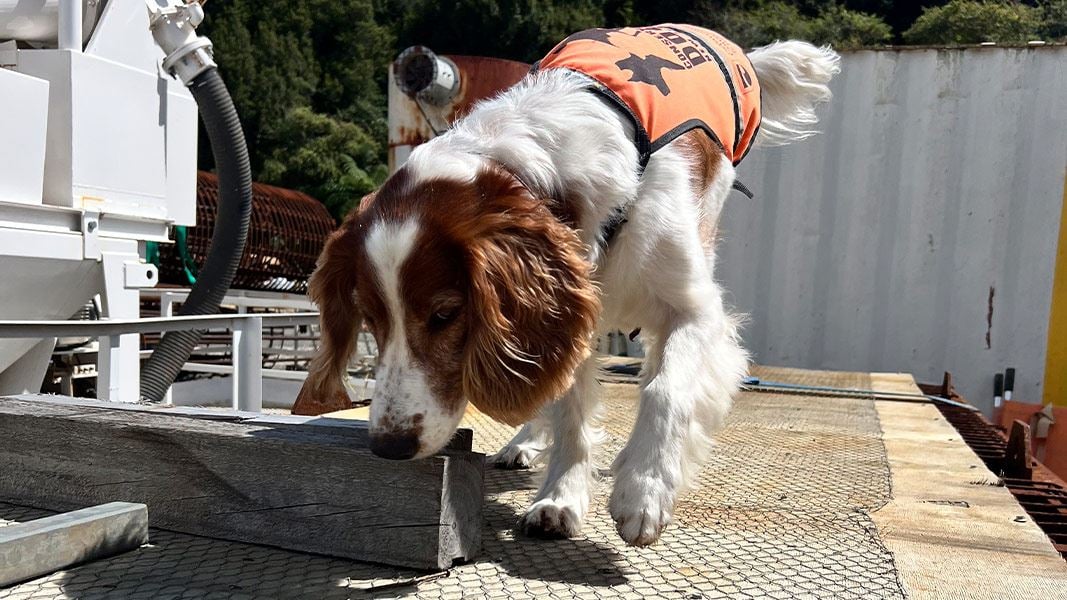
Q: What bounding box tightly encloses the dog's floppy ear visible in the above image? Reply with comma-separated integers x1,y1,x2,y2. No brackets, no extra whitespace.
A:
292,196,372,415
461,175,600,425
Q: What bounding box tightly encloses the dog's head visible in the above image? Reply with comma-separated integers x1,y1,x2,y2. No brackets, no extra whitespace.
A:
304,163,599,459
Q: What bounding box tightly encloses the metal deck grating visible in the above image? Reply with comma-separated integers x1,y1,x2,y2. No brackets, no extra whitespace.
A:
2,366,907,599
931,393,1067,559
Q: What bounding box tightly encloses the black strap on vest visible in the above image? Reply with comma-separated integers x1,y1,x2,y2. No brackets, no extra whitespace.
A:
731,179,754,199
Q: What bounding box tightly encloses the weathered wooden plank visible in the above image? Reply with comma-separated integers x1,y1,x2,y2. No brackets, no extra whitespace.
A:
2,396,475,452
0,395,484,570
0,502,148,586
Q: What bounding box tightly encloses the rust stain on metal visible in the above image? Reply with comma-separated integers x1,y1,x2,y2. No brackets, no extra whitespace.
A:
446,55,530,122
986,285,995,349
391,125,425,148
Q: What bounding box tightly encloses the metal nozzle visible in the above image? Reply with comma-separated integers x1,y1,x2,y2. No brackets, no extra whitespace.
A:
394,46,459,106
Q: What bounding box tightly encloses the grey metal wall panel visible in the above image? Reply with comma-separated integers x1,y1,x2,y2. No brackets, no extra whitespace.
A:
719,47,1067,413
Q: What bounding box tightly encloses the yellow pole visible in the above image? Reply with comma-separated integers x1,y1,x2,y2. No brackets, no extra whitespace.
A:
1044,167,1067,407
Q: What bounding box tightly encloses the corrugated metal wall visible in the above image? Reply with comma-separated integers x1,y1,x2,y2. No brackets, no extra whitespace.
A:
720,46,1067,413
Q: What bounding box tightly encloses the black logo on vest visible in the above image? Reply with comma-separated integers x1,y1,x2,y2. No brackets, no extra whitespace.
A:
615,53,684,96
647,27,711,69
736,63,753,89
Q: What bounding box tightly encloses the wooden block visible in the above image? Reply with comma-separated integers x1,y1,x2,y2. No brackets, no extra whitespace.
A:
0,502,148,586
0,395,484,570
0,397,474,451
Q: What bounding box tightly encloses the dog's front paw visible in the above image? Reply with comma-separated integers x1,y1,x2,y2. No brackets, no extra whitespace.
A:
518,498,585,539
609,464,677,546
490,442,543,470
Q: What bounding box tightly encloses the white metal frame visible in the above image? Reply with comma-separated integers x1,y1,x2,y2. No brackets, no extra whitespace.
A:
143,288,317,313
146,289,318,404
0,0,200,401
0,313,319,412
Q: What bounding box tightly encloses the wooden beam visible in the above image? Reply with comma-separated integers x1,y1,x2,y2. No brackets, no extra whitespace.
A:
0,395,484,570
0,502,148,587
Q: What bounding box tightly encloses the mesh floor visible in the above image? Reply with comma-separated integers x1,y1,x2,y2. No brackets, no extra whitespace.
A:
1,366,905,599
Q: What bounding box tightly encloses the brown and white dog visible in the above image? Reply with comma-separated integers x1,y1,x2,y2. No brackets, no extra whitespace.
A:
295,27,839,546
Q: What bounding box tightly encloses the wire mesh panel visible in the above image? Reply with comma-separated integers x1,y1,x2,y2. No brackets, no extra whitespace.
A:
1,367,907,599
157,173,335,294
444,367,903,600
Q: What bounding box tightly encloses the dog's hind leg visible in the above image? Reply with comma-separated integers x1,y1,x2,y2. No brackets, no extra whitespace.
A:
490,417,550,469
517,358,601,538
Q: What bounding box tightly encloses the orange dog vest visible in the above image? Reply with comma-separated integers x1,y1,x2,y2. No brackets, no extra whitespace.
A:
535,24,761,167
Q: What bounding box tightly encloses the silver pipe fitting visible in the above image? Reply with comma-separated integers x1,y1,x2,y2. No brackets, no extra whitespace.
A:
147,0,217,85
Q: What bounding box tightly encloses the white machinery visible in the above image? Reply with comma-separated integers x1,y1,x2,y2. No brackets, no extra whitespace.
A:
0,0,224,402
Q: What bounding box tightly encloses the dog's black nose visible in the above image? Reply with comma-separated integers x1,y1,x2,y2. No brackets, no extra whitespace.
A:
369,431,420,460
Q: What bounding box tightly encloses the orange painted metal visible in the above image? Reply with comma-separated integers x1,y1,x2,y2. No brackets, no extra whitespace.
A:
998,400,1067,482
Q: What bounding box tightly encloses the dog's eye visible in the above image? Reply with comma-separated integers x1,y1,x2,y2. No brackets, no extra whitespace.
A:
428,306,460,328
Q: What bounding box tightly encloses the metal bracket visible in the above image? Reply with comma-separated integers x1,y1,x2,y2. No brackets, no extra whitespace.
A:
81,210,100,260
123,261,159,289
1005,420,1034,479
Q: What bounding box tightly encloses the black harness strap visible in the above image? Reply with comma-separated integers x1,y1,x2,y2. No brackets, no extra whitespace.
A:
732,179,755,199
600,205,630,248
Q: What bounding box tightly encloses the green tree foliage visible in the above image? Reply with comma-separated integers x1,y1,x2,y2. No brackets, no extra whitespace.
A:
903,1,1043,44
259,107,387,218
198,0,393,220
381,0,608,62
700,1,815,47
692,1,891,48
201,0,318,173
1038,0,1067,39
809,4,894,47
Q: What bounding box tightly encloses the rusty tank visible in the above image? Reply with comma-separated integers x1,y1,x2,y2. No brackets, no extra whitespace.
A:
388,50,531,172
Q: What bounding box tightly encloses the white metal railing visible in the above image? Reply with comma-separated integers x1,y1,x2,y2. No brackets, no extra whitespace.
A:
149,290,319,403
0,312,319,412
146,288,378,373
142,288,316,313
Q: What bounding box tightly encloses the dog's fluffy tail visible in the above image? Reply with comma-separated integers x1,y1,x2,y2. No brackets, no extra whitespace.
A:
748,41,840,147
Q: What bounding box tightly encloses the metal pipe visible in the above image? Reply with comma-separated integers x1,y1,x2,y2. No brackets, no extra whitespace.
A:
0,313,319,338
58,0,82,51
741,377,980,411
233,316,263,412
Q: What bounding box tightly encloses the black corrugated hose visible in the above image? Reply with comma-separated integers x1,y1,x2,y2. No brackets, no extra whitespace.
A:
140,67,252,402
